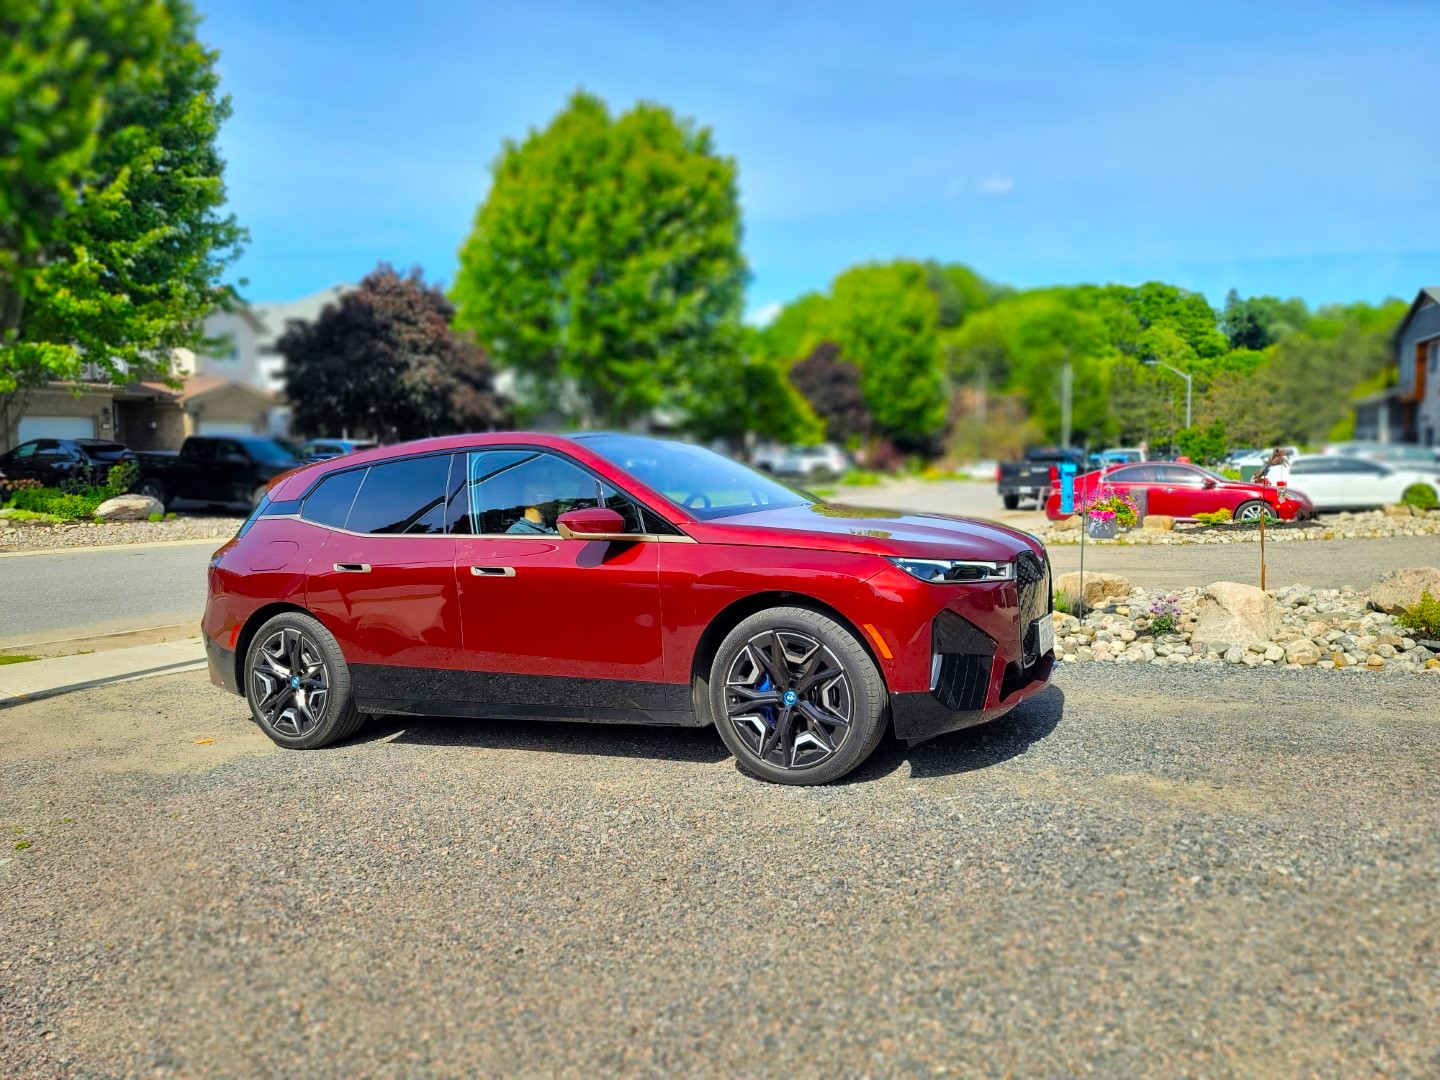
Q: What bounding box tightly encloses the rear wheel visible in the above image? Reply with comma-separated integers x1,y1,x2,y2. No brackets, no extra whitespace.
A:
1002,494,1020,510
708,607,887,785
243,612,365,749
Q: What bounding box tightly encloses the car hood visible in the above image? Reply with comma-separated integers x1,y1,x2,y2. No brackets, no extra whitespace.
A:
681,502,1044,561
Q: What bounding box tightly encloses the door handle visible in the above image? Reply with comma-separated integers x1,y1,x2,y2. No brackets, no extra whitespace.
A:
333,562,371,573
470,565,516,577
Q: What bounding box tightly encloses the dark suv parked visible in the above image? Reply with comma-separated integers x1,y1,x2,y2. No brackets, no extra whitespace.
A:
0,438,136,488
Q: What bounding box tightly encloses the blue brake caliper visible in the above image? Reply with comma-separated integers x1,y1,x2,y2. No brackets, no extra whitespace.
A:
757,673,776,729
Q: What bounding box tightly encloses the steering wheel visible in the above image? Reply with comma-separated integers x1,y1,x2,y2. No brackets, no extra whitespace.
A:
681,492,712,510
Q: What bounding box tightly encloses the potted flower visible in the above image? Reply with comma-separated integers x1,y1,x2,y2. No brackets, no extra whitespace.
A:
1081,488,1139,539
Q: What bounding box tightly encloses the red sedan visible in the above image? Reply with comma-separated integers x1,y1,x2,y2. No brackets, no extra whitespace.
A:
204,433,1054,785
1043,462,1311,522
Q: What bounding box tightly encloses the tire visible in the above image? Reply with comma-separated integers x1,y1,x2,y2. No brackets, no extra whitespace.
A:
242,611,365,749
1002,494,1020,510
1234,500,1269,522
136,478,169,509
708,606,888,785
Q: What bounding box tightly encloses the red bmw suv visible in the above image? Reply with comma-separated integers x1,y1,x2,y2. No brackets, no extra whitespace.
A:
204,433,1054,784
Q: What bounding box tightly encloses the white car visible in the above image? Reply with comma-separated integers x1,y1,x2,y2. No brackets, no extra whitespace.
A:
1286,455,1440,511
1322,441,1440,473
752,443,850,481
1231,446,1300,470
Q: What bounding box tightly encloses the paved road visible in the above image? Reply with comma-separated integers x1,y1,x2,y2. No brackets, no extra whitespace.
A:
2,664,1434,1075
0,542,213,646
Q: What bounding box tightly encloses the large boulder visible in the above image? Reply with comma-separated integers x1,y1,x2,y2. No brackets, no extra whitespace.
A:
1368,567,1440,615
94,494,164,522
1141,515,1176,532
1055,571,1131,609
1193,581,1281,646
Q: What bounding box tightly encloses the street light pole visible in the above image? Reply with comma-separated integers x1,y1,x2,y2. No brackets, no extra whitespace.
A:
1142,357,1193,429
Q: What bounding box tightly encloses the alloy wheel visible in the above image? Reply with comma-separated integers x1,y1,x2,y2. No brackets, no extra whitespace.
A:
724,629,853,770
1236,502,1268,522
250,628,329,738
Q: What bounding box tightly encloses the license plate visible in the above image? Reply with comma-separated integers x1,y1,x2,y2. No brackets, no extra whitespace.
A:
1033,615,1055,656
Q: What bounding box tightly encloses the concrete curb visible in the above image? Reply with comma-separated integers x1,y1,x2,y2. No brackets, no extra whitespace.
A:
0,638,207,706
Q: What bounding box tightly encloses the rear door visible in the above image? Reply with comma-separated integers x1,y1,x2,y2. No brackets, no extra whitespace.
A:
450,447,672,719
304,453,462,703
1150,464,1209,517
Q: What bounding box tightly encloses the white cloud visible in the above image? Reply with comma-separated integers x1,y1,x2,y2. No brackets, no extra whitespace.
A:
977,176,1017,196
745,301,783,328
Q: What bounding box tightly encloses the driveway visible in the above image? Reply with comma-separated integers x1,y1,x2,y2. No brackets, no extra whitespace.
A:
1,665,1435,1075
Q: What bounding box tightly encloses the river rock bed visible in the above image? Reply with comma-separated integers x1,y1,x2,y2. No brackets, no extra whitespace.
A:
1052,583,1440,674
1039,508,1440,546
0,511,239,551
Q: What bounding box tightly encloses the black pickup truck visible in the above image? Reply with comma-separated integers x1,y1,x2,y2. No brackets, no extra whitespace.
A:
134,435,307,509
996,447,1088,509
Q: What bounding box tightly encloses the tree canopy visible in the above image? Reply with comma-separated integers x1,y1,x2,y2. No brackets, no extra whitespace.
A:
452,90,746,430
281,266,508,442
0,0,244,443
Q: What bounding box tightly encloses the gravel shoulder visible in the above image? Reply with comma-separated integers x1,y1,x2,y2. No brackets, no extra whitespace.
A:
2,666,1436,1076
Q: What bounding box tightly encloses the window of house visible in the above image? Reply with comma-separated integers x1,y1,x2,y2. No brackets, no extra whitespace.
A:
1427,339,1438,374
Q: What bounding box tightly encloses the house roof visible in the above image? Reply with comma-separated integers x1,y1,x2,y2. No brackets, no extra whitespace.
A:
179,374,276,406
1394,286,1440,345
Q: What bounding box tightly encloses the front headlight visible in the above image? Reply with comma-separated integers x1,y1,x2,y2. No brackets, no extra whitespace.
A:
888,557,1016,583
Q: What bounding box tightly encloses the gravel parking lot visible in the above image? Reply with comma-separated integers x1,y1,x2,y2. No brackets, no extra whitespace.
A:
3,666,1436,1076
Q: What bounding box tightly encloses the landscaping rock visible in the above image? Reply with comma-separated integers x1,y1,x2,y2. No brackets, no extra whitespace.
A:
1142,515,1176,532
1193,581,1281,646
1382,504,1414,517
93,494,164,522
1055,571,1131,608
1367,567,1440,615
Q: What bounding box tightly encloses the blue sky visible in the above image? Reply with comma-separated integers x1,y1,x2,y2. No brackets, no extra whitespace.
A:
204,0,1439,317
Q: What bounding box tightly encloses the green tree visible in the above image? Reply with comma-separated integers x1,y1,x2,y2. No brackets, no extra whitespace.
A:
0,0,244,445
452,90,745,429
281,265,508,442
826,261,945,447
753,292,830,363
1219,290,1309,350
1175,419,1228,463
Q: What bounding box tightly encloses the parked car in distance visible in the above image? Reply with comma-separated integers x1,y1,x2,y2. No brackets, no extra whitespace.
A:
134,435,307,509
1321,441,1440,472
751,442,850,482
299,438,379,462
0,438,137,488
1285,455,1440,511
1230,446,1300,470
204,432,1055,785
1097,447,1147,466
997,447,1088,509
1045,461,1312,522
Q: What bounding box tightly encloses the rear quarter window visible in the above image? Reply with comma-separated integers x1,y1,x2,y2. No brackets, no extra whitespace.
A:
302,469,365,528
347,455,452,535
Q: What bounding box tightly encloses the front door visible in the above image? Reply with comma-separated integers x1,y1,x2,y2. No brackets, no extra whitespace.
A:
450,448,674,722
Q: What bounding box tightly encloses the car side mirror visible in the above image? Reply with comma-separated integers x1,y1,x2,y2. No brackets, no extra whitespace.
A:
556,507,633,541
1202,477,1217,489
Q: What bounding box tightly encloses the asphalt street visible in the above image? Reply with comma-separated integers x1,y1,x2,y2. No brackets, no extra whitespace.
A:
0,542,215,646
2,664,1435,1075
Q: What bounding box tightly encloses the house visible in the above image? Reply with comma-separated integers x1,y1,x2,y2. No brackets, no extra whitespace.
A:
1353,286,1440,447
2,284,354,452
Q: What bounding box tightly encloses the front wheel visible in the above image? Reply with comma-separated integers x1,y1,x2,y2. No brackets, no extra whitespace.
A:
708,607,888,785
1234,500,1271,522
243,612,365,749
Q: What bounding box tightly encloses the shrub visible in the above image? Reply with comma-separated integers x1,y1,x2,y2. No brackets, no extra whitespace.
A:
841,469,883,487
1401,483,1438,512
1148,594,1182,636
1193,508,1233,526
1053,592,1071,615
104,460,139,497
9,486,107,521
1397,590,1440,640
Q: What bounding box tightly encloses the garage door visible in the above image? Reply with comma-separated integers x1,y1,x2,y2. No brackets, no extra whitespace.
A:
196,420,257,437
19,416,95,442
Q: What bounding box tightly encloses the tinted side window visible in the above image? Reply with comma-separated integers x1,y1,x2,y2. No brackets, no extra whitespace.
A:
599,481,673,535
1156,465,1200,483
466,450,600,535
1109,465,1156,483
348,455,452,535
302,469,365,528
1288,460,1317,476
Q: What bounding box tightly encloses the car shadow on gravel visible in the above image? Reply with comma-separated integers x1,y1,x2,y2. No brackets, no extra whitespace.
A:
840,685,1066,784
349,714,733,765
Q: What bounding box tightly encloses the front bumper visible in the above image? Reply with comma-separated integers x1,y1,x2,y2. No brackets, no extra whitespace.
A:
888,550,1055,743
205,634,240,696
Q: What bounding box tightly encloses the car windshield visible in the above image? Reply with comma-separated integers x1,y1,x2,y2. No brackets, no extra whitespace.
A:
580,434,809,520
244,438,303,465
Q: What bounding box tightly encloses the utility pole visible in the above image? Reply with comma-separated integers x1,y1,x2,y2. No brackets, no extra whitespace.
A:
1142,354,1192,429
1060,349,1073,447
